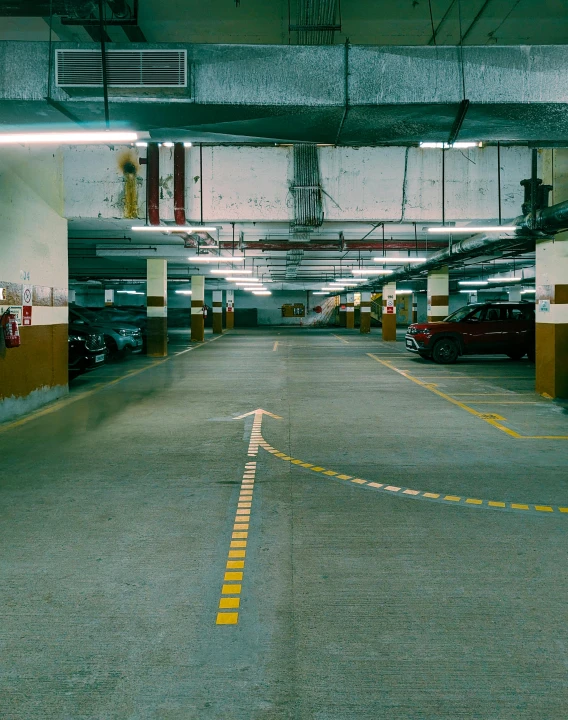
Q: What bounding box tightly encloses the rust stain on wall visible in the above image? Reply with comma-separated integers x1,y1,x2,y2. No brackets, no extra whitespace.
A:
118,151,141,219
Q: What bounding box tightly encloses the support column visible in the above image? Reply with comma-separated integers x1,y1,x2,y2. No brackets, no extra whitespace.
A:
382,282,397,341
105,289,114,307
226,289,234,329
339,294,347,327
212,290,223,334
427,266,449,322
147,259,167,357
538,149,568,398
346,292,355,329
508,287,522,302
360,291,371,333
191,275,205,342
411,294,418,323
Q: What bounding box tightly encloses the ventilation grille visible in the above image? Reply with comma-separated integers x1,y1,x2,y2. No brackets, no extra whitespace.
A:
55,49,187,88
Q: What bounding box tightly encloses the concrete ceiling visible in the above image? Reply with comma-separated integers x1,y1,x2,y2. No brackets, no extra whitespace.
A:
1,0,568,46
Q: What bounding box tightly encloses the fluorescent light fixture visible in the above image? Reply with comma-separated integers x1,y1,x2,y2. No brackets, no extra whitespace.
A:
458,281,489,286
313,291,329,295
242,286,265,291
230,277,261,283
184,142,193,148
132,225,218,233
487,276,522,283
459,290,476,294
395,290,413,295
0,131,138,145
335,278,365,283
373,257,427,263
253,291,272,296
210,268,251,275
175,290,192,295
116,290,144,295
352,269,394,275
323,286,345,291
521,289,536,294
135,142,148,147
420,142,482,149
185,256,244,264
162,142,174,147
428,226,516,234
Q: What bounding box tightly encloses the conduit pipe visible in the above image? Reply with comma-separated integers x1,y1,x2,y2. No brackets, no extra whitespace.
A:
174,142,186,226
147,142,160,226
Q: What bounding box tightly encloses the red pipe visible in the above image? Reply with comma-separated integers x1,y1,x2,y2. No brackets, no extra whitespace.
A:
174,142,186,226
147,142,160,226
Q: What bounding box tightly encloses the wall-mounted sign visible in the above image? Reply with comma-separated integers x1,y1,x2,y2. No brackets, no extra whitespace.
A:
22,284,32,326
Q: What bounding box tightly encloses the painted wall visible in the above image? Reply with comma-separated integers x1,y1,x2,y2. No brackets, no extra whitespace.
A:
0,147,68,422
64,145,531,223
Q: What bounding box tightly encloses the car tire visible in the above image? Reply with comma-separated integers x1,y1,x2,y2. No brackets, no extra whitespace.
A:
507,350,526,361
431,338,459,364
105,336,119,360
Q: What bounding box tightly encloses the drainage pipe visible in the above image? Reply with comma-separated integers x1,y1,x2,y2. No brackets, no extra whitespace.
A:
173,142,186,226
147,142,160,226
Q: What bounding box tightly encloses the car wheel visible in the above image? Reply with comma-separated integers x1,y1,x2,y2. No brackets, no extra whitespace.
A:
507,350,526,361
105,336,119,360
432,338,459,364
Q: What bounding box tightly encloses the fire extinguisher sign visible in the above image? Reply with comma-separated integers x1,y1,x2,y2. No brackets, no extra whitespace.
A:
22,284,32,326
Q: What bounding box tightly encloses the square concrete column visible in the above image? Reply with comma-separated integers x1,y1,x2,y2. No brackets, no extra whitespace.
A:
105,289,114,307
339,294,347,326
411,293,418,323
212,290,223,334
538,149,568,398
191,275,205,342
360,291,371,333
508,287,522,302
147,259,168,357
226,289,234,329
346,292,355,329
382,283,397,341
427,266,449,322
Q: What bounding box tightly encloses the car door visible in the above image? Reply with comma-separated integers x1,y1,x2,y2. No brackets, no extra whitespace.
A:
476,305,507,354
505,304,534,353
456,305,488,353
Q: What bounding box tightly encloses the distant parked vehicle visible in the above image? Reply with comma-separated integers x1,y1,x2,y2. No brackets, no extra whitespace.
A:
70,308,144,358
68,323,107,379
405,302,535,364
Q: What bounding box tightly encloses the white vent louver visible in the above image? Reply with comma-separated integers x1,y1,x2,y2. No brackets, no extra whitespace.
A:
55,49,187,88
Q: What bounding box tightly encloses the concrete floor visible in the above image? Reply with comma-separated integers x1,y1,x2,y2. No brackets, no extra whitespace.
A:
1,328,568,719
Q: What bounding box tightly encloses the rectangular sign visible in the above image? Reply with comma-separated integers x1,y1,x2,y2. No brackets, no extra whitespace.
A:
23,305,32,326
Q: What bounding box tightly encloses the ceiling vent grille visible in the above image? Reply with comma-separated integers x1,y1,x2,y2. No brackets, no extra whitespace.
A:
55,49,187,88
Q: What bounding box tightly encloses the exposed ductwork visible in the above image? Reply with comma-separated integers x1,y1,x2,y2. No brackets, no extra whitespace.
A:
291,144,324,235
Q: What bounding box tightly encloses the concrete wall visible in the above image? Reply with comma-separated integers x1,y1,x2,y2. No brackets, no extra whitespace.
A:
64,145,531,223
0,148,68,422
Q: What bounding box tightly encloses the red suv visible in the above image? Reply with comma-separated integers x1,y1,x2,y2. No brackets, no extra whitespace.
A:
405,302,535,364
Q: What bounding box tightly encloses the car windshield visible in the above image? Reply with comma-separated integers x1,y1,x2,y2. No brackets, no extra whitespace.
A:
445,305,482,323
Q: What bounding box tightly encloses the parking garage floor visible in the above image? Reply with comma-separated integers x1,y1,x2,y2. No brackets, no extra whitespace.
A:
1,328,568,720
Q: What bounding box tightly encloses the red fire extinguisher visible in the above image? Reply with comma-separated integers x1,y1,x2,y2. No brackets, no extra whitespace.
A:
1,311,21,349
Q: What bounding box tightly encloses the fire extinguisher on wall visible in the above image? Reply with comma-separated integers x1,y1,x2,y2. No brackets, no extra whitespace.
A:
1,310,21,349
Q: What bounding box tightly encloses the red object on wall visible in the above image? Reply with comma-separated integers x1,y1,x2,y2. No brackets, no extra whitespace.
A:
2,312,21,348
174,142,186,226
314,305,322,313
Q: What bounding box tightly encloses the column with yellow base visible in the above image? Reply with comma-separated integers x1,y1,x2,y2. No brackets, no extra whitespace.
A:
538,149,568,398
146,259,168,357
346,292,355,329
382,282,397,341
191,275,205,342
360,291,371,333
411,294,418,323
212,290,223,334
226,289,234,329
427,266,449,322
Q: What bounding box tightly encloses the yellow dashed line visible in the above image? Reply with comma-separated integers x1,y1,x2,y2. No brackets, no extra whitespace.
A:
511,503,529,510
466,498,483,505
444,495,461,502
535,505,554,512
337,474,352,480
323,470,338,476
351,478,367,484
219,598,240,609
488,501,506,508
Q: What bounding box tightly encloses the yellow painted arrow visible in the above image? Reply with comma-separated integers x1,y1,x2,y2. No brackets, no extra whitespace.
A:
234,409,283,420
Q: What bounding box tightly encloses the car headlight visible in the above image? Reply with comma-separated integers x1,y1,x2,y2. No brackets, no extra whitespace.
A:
68,334,82,342
116,329,134,336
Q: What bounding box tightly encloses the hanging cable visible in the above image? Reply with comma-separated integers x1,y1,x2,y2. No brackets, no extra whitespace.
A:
428,0,437,45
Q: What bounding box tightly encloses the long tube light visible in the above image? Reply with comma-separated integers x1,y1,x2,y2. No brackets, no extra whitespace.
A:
420,142,482,149
373,257,427,263
428,226,516,234
521,289,536,294
487,276,522,283
0,131,138,145
313,291,330,295
322,286,345,291
133,225,218,233
458,281,489,286
253,291,272,296
210,269,252,275
187,257,245,263
175,290,193,295
395,290,413,295
230,277,261,283
352,269,394,275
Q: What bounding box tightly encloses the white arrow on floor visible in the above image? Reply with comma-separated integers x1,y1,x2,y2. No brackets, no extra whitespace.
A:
233,409,283,420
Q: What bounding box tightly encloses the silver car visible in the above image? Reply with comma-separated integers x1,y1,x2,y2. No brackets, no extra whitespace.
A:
70,308,144,358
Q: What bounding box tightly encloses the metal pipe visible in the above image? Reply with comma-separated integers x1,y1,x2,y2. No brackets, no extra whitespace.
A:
173,142,186,226
147,143,160,226
98,0,110,129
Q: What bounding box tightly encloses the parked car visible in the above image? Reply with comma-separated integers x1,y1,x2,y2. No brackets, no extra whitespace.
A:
405,301,535,364
68,323,107,379
70,308,144,358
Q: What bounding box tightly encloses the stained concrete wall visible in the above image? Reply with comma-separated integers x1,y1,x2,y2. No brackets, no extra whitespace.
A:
63,144,531,224
0,148,68,422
